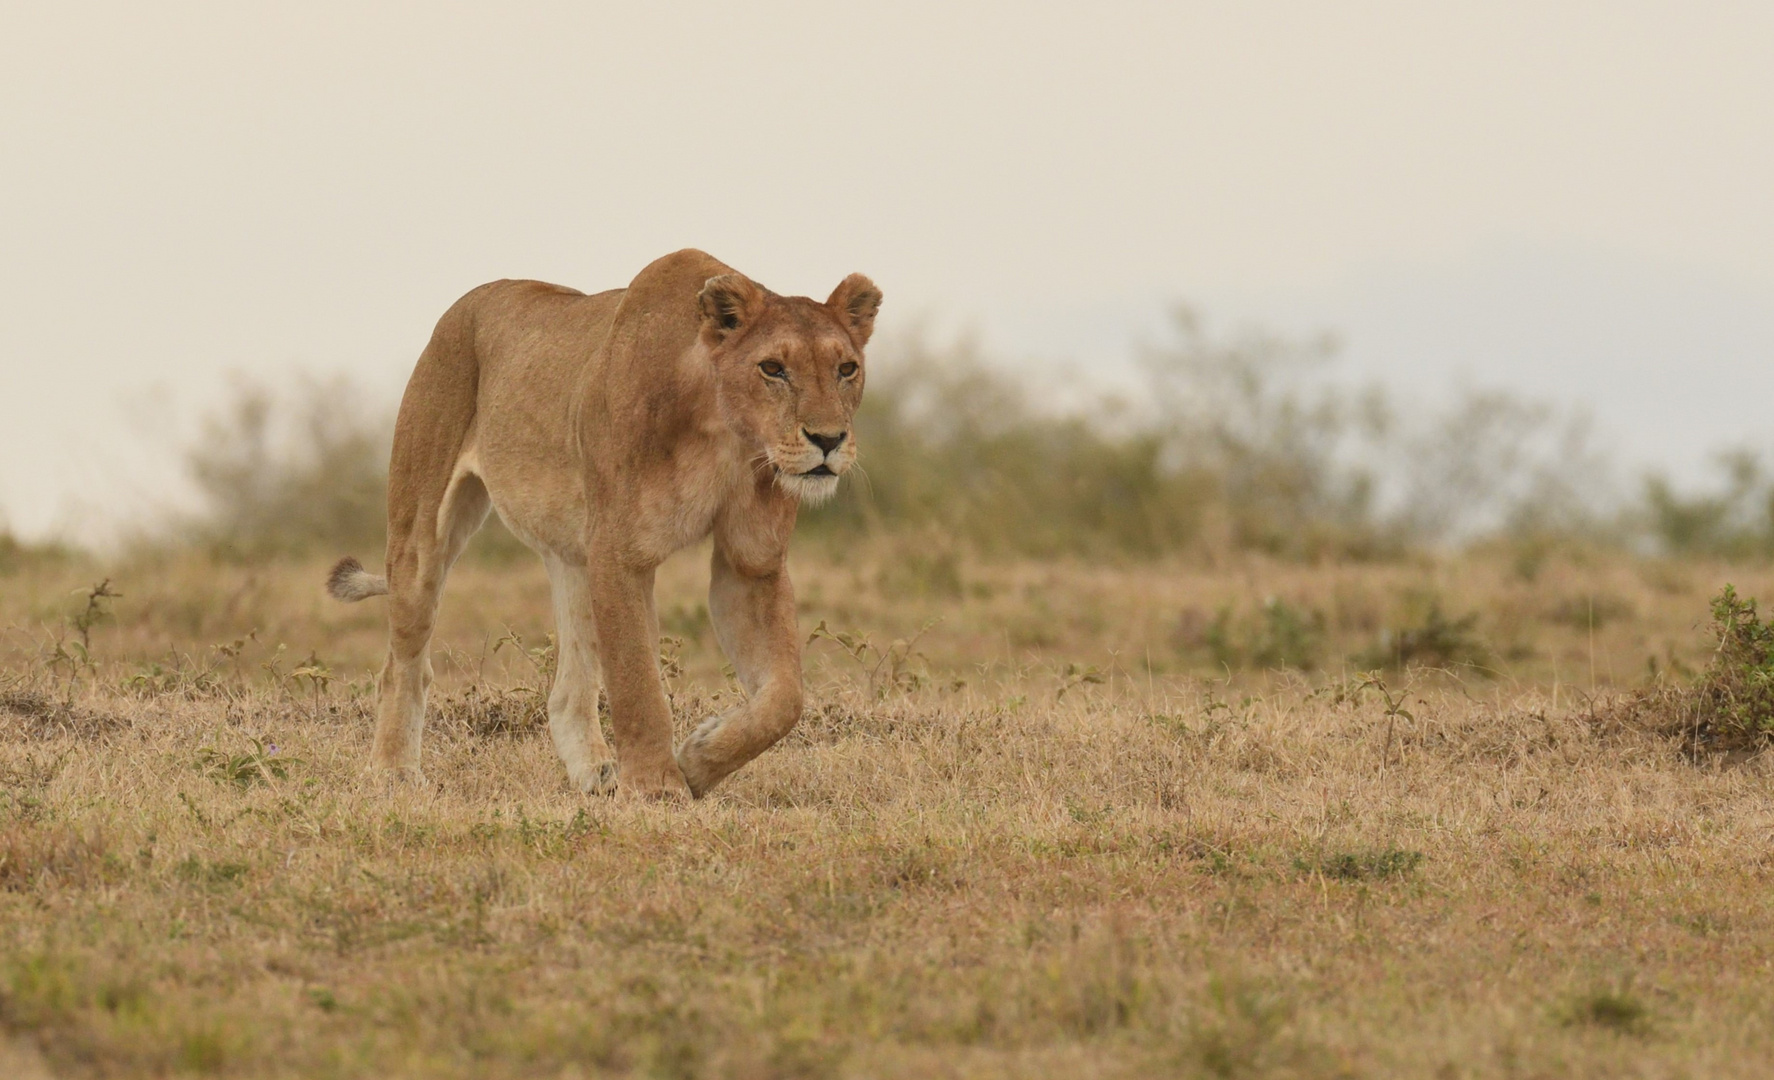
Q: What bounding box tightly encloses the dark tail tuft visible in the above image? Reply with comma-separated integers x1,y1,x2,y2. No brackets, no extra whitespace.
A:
326,556,389,602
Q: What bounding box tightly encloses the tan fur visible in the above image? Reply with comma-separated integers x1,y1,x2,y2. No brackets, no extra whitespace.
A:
327,250,880,799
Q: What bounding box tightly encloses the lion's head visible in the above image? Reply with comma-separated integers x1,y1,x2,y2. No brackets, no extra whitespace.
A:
698,272,882,505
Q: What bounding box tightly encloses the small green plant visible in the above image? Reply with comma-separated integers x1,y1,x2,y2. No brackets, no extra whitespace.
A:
122,654,224,699
211,630,258,681
1064,798,1109,825
288,652,333,722
1179,835,1236,876
44,579,122,703
658,635,685,688
513,807,601,857
1055,662,1106,699
260,642,287,684
427,629,559,737
1295,847,1423,881
493,628,557,694
807,618,939,698
70,578,121,652
1344,672,1416,771
176,856,250,888
195,737,295,788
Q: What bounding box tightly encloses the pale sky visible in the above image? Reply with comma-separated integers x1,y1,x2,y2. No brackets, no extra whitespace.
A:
3,2,1771,540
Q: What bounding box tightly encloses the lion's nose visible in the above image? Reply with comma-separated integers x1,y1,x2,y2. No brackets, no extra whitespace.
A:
804,429,847,454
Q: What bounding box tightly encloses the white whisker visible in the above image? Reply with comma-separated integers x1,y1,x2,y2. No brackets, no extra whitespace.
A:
849,460,874,500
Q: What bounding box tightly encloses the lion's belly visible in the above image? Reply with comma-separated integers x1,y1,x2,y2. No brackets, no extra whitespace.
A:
468,395,589,559
482,466,588,559
465,290,615,561
465,409,590,560
471,439,737,566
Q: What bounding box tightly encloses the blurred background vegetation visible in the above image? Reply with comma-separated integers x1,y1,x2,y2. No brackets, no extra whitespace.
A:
8,307,1769,568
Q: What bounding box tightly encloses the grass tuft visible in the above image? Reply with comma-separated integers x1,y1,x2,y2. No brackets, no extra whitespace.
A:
1295,848,1424,882
1559,986,1650,1035
194,737,294,788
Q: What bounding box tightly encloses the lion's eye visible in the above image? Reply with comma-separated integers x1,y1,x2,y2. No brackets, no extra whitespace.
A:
837,361,859,378
758,360,786,379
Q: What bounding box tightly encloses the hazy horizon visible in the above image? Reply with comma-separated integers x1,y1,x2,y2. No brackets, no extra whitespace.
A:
4,2,1771,542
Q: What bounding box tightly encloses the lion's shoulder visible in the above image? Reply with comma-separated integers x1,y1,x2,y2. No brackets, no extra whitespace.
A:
625,249,734,297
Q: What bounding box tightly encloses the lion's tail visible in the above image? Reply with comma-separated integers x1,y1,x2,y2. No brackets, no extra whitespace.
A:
326,556,389,602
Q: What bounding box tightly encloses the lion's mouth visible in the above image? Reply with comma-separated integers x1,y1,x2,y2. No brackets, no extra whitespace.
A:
802,464,836,477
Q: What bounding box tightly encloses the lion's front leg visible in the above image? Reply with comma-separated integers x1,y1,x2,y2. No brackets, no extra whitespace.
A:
587,554,691,801
677,543,803,797
542,555,617,795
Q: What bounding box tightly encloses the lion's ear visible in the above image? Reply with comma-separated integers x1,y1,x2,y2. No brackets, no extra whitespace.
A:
827,273,883,346
698,275,765,344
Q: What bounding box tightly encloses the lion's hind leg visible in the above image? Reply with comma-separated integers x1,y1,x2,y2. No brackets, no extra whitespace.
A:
370,463,490,785
543,556,618,795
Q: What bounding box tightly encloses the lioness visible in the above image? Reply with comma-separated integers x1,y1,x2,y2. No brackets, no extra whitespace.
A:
327,249,880,799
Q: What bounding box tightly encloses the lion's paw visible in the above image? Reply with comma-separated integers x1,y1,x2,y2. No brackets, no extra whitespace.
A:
617,759,693,803
571,759,619,797
675,716,727,799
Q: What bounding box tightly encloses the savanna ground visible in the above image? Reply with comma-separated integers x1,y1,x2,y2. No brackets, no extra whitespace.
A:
4,538,1774,1078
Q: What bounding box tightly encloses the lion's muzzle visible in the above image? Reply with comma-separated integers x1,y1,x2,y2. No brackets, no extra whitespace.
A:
774,428,852,504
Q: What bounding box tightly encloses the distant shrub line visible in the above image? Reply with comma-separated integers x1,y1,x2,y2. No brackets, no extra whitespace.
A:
39,306,1762,564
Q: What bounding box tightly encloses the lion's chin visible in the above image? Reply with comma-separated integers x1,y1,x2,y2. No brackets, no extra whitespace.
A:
778,470,842,506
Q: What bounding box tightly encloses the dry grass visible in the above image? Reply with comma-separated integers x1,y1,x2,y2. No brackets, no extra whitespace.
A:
3,544,1774,1077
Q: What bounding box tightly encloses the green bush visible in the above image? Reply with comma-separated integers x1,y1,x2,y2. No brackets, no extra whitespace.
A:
1200,598,1325,671
1602,585,1774,753
1641,451,1774,560
1692,585,1774,741
1358,596,1486,671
